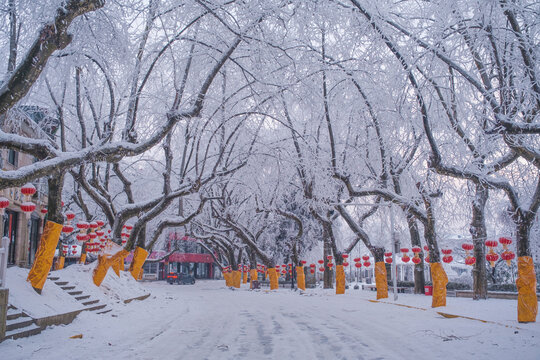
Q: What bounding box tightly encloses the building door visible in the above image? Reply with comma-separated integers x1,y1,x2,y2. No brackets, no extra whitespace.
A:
28,216,40,265
4,210,18,265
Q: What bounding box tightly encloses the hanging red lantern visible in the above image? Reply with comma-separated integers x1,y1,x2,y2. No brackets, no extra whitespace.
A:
400,248,409,253
462,243,474,251
96,230,105,237
385,257,393,264
342,254,349,259
412,257,421,264
40,208,48,215
96,220,105,227
327,263,334,269
20,201,36,217
318,259,324,264
62,225,74,234
401,255,410,263
465,257,476,266
363,261,371,267
125,224,133,231
411,247,421,254
362,255,369,261
384,252,392,257
309,263,316,268
425,256,430,263
76,234,88,242
65,211,75,220
423,245,429,252
501,251,515,266
88,232,97,239
442,255,453,263
355,262,362,268
499,237,512,247
486,253,499,267
275,265,280,270
76,222,89,230
0,197,9,215
20,183,37,200
301,260,307,265
310,269,315,274
353,257,361,263
327,255,333,261
343,262,349,267
441,249,452,255
319,267,325,272
485,240,498,248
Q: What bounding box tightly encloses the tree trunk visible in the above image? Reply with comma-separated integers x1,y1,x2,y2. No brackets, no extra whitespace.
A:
407,215,425,294
47,172,65,224
470,183,488,300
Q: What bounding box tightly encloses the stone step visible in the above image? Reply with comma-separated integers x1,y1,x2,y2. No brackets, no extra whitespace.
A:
6,316,34,332
82,299,99,306
6,308,23,321
68,290,83,296
75,295,90,301
96,308,112,315
54,281,68,286
61,286,75,290
85,304,107,312
48,276,59,281
4,323,42,341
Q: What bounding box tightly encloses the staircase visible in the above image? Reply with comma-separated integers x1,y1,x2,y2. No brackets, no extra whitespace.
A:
48,275,112,314
4,305,41,340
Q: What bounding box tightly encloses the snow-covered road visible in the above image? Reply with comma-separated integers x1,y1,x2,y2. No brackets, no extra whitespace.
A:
2,280,539,359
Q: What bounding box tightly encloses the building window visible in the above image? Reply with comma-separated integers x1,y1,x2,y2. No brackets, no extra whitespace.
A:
8,149,18,166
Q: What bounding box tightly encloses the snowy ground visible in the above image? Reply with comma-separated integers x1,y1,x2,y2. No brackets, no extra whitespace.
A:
2,280,539,360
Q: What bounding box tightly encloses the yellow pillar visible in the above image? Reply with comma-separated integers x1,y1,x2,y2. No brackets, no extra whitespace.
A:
517,256,538,323
431,262,448,308
79,253,87,264
296,266,306,291
268,268,279,290
336,265,345,294
129,247,149,281
374,261,388,299
27,221,63,292
92,254,111,287
243,270,248,284
55,256,65,270
232,270,241,288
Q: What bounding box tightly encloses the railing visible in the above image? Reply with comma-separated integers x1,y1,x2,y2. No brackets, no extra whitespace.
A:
0,237,9,288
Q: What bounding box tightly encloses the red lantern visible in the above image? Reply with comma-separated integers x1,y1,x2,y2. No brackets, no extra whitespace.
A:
96,220,105,227
411,247,421,253
318,259,324,264
499,237,512,246
20,202,36,217
327,263,334,269
62,225,74,234
362,255,369,261
275,265,280,269
461,243,474,251
20,183,36,200
363,261,371,267
401,255,410,263
310,263,316,268
465,257,476,266
0,197,9,215
319,267,325,272
88,232,97,239
400,248,409,253
441,249,452,255
76,234,88,242
425,256,430,263
65,211,76,220
423,245,429,252
40,208,48,215
343,262,349,267
442,255,453,263
385,257,393,264
485,240,498,248
486,253,499,267
354,262,362,268
310,269,315,274
384,252,392,257
412,257,421,264
342,254,349,259
353,257,361,263
301,260,307,265
327,255,333,261
501,251,515,266
76,222,89,230
125,224,133,231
